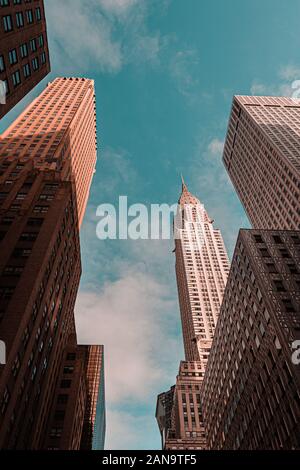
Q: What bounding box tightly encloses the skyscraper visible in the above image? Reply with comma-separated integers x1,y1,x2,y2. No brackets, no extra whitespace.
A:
175,179,230,364
80,345,106,451
156,180,230,449
0,77,97,227
223,95,300,230
43,343,106,451
202,229,300,450
0,78,104,449
0,0,50,119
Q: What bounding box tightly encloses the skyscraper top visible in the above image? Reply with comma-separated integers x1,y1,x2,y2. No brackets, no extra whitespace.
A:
178,176,201,207
0,77,97,227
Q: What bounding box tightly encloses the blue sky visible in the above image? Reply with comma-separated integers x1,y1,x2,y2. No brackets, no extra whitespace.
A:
1,0,300,450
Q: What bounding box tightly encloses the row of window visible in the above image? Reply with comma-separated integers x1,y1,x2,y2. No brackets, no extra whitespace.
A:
1,6,42,32
1,52,47,93
1,0,37,5
0,34,44,72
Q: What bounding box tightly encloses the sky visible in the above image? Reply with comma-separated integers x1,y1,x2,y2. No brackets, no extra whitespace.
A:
1,0,300,450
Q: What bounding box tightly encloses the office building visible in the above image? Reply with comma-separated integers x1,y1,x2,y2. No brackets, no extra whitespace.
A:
202,229,300,450
0,0,50,119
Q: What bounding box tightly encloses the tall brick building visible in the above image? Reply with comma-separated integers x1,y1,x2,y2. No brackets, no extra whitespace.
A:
0,78,105,449
0,0,50,119
223,95,300,230
202,229,300,450
44,343,106,450
156,180,230,449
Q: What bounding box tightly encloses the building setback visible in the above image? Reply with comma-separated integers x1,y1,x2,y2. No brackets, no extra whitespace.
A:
202,229,300,450
80,345,106,451
223,95,300,231
0,78,105,449
44,342,105,451
156,180,230,449
0,0,50,119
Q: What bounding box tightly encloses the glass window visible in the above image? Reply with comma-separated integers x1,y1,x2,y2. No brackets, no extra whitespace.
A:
3,15,13,32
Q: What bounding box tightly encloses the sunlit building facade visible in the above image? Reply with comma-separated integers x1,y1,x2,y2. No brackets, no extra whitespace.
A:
156,180,230,449
0,78,104,449
0,77,97,226
223,95,300,231
0,0,50,118
202,229,300,449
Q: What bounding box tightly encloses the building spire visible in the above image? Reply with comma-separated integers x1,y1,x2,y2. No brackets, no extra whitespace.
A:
181,174,188,191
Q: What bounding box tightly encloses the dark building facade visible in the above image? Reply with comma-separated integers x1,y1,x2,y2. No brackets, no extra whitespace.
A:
43,342,105,451
156,362,207,450
0,78,105,449
202,229,300,450
44,340,88,451
156,386,175,449
80,345,106,451
223,95,300,231
0,164,81,448
0,0,50,119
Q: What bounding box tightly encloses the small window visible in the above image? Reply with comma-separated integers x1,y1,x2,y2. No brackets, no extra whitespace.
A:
15,11,24,28
254,235,264,244
60,380,71,389
3,15,13,32
12,70,21,87
0,55,5,72
26,10,33,24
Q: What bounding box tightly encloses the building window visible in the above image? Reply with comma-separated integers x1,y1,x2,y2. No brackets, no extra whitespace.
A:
23,63,31,78
3,15,13,32
63,366,74,374
20,43,28,58
282,299,296,313
0,55,5,72
32,57,39,71
60,380,71,389
15,11,24,28
38,34,44,47
29,38,36,52
66,353,76,361
0,0,10,7
8,48,18,65
12,70,21,87
26,9,33,24
40,52,46,65
273,280,286,293
35,7,41,21
50,428,63,439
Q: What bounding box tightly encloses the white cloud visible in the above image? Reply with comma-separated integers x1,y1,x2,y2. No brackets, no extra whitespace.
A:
106,409,160,450
99,0,138,16
46,0,123,73
279,64,300,81
208,138,224,157
169,49,200,99
45,0,167,74
93,147,139,197
250,64,300,97
75,267,180,405
250,81,293,97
